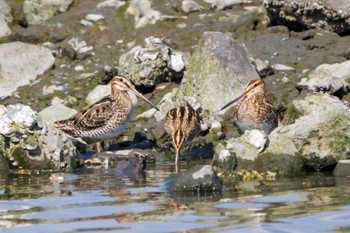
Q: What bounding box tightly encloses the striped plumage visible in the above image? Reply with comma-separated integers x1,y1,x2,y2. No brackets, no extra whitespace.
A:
54,76,159,152
221,79,277,134
164,101,201,166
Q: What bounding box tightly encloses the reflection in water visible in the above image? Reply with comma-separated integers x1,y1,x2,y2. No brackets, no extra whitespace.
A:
0,162,350,232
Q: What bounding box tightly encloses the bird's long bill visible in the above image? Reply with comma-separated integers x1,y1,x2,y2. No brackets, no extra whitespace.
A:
131,88,160,111
220,91,247,111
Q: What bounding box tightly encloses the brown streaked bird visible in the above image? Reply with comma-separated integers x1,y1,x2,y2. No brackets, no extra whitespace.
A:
220,79,277,134
164,101,201,167
54,76,159,152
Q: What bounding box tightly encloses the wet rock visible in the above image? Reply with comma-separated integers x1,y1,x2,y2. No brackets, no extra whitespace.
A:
23,0,74,25
0,42,55,99
119,37,185,88
0,0,12,38
181,0,203,13
126,0,161,29
264,0,350,35
116,152,147,175
297,60,350,98
0,104,83,172
333,160,350,177
165,165,223,193
177,31,259,112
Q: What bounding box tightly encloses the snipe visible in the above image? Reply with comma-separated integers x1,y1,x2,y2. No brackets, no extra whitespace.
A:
164,101,201,170
54,76,159,152
220,79,277,134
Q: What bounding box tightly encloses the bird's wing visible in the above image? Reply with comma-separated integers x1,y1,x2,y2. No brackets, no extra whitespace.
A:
72,96,129,130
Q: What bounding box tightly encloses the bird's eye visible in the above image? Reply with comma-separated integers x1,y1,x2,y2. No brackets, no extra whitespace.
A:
254,83,258,87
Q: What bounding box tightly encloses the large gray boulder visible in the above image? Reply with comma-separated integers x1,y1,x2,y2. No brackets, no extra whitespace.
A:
177,31,259,112
264,0,350,35
0,0,12,38
0,104,83,172
0,42,55,99
23,0,74,25
297,60,350,98
118,36,185,88
214,93,350,176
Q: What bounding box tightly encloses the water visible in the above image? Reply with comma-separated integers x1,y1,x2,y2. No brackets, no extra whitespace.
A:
1,161,350,233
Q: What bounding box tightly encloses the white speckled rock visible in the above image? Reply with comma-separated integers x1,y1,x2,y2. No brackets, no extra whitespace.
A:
242,129,268,152
0,104,82,171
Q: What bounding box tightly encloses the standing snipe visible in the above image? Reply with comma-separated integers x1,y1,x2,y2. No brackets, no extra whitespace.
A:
164,101,201,169
54,76,159,152
220,79,277,134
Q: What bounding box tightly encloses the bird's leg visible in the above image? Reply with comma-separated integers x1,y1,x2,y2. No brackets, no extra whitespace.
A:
96,142,102,153
175,148,180,173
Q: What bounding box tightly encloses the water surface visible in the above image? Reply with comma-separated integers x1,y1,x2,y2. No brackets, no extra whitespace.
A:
0,161,350,233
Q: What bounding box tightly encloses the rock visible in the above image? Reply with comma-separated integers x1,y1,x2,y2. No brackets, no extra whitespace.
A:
116,152,147,175
242,129,268,152
254,59,274,77
210,121,222,134
181,0,203,13
119,37,185,88
165,165,223,193
297,60,350,98
0,0,12,38
39,103,78,124
23,0,74,25
272,94,350,171
264,0,350,35
0,42,55,99
177,31,259,112
0,104,83,171
333,160,350,177
68,37,93,54
97,0,126,9
126,0,161,29
85,14,105,22
272,63,295,71
204,0,252,11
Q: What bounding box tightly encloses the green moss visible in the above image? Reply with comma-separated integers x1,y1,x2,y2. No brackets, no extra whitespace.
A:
282,105,302,125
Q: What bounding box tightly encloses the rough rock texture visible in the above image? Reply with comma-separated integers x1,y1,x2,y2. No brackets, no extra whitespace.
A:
118,37,185,88
215,93,350,176
297,60,350,98
0,42,55,99
126,0,161,29
0,0,12,38
273,94,350,170
264,0,350,35
177,31,259,112
0,104,83,172
165,165,223,193
23,0,74,25
333,160,350,177
39,103,78,124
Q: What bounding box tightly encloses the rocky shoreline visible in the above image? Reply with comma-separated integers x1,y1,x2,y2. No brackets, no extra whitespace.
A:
1,0,350,192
